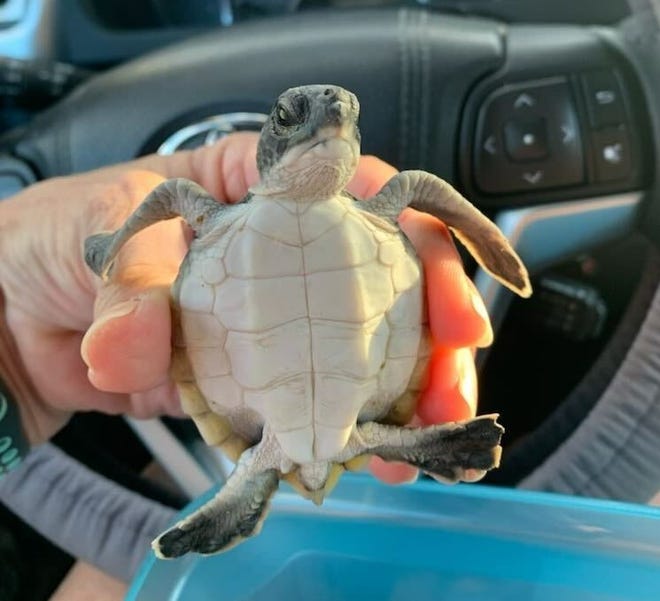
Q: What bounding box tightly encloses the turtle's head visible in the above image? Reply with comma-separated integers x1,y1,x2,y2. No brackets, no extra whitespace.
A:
254,84,361,200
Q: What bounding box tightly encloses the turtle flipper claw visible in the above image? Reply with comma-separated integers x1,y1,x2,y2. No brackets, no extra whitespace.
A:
154,525,201,559
84,232,116,279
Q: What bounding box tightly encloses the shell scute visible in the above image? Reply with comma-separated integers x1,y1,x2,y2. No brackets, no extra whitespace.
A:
245,201,301,245
244,375,312,432
310,317,389,380
187,346,231,379
306,263,394,322
224,227,304,278
391,254,422,293
314,374,378,430
200,257,226,285
386,327,423,359
179,312,227,347
224,320,311,389
298,196,348,244
200,375,244,411
179,274,215,313
213,275,308,331
303,213,378,272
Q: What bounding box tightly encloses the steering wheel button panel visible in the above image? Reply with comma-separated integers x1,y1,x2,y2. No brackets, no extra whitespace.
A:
504,117,549,162
592,126,632,182
475,78,584,194
581,70,627,128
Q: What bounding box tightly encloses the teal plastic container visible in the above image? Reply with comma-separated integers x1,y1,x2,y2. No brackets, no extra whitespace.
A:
126,474,660,600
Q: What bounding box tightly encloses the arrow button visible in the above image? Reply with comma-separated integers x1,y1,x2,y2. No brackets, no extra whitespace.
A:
522,170,543,185
483,135,497,155
513,93,536,109
560,124,575,145
504,118,548,162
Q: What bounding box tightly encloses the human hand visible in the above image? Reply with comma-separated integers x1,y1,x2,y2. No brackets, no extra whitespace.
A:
0,132,492,479
0,133,259,443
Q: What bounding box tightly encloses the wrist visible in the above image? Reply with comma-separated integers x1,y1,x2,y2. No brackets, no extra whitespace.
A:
0,288,44,451
0,377,28,478
0,288,31,477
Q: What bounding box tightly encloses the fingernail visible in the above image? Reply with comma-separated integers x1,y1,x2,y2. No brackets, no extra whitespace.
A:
81,298,141,366
457,349,478,416
462,468,487,483
470,288,494,347
398,467,420,485
95,298,141,327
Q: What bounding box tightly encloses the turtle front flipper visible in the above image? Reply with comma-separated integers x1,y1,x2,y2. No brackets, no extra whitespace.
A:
349,415,504,484
359,171,532,298
84,178,235,279
152,441,280,559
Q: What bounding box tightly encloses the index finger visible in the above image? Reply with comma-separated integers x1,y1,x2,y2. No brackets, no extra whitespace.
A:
398,209,493,349
347,155,398,198
92,132,261,204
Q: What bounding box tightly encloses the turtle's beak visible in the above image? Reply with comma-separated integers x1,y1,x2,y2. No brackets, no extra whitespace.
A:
315,87,359,133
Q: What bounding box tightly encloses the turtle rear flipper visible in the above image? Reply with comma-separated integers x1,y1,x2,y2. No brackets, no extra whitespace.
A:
153,444,280,558
353,415,504,484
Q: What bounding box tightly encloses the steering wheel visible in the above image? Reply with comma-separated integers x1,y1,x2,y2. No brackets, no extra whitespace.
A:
2,1,660,582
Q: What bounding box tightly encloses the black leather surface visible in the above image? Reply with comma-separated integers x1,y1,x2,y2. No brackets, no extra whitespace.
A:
10,8,503,180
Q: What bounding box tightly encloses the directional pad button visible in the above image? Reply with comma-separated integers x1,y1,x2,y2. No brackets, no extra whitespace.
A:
474,77,584,194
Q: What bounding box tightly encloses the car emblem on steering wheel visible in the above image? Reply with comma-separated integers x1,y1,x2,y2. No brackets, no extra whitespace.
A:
157,112,268,155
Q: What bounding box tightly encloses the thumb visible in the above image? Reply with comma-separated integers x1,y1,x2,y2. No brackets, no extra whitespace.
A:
81,288,174,394
81,172,188,394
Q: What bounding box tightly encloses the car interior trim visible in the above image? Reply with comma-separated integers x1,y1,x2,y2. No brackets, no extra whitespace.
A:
520,260,660,502
156,112,268,155
474,191,643,335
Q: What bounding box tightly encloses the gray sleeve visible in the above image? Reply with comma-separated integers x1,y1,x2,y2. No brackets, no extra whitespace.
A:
0,442,177,582
520,281,660,503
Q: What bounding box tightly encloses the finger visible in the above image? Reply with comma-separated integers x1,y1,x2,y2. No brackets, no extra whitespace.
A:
129,380,186,420
398,208,493,349
369,457,419,485
416,347,478,425
346,155,398,198
127,132,260,203
81,288,173,393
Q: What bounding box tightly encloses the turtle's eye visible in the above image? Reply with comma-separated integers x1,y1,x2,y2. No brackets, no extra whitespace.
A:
276,104,297,127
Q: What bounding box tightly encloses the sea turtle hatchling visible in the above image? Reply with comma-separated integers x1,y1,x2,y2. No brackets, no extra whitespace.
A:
84,84,532,559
